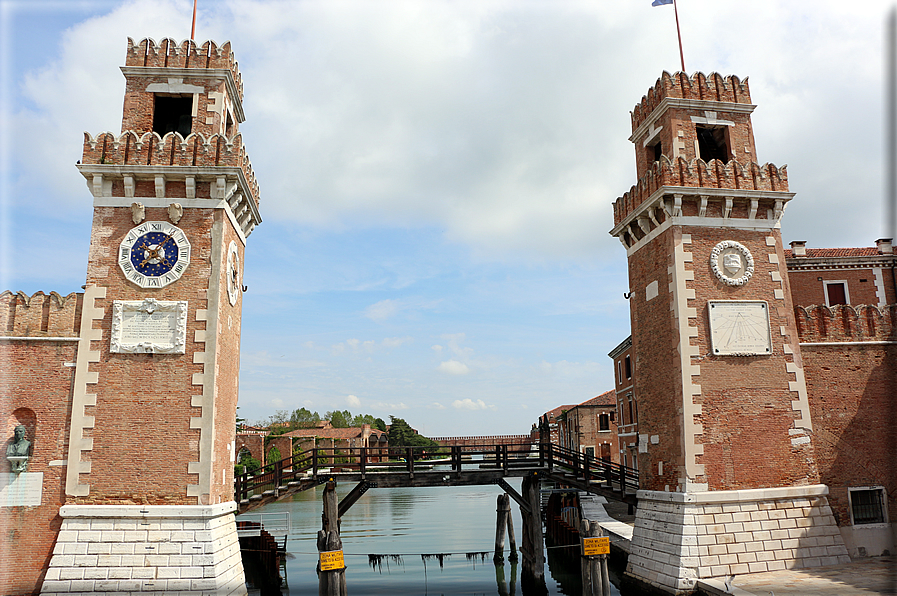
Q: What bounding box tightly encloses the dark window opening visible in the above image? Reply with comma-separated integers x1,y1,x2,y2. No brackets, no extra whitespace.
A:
609,411,615,423
624,355,632,379
225,111,235,138
599,413,610,432
627,398,634,426
585,447,595,458
696,125,730,163
652,141,663,162
826,282,847,306
851,489,885,524
153,95,193,137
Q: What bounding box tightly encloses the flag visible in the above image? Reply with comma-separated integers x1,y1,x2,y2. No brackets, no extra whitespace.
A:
652,0,673,5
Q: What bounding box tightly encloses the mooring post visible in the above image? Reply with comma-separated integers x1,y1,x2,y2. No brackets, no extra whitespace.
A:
506,493,519,562
494,493,509,563
519,474,547,595
580,519,592,596
318,481,347,596
594,521,610,596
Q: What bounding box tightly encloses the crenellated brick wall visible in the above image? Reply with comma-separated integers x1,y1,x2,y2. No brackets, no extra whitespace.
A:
795,304,896,343
631,72,752,131
0,291,82,338
125,38,243,101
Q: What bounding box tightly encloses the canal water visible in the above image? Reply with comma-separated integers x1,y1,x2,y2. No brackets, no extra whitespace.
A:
248,475,625,595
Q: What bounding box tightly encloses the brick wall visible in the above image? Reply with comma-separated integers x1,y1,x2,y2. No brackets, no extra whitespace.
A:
0,339,79,595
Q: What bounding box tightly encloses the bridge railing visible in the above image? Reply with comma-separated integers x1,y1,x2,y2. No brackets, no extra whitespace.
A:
234,442,640,503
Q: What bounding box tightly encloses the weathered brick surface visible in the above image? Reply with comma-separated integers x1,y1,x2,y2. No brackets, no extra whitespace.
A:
0,340,78,595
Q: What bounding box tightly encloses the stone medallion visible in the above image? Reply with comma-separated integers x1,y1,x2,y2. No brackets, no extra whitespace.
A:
710,240,754,286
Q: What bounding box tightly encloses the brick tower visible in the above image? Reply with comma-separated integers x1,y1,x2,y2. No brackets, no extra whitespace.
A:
41,38,260,595
610,72,848,593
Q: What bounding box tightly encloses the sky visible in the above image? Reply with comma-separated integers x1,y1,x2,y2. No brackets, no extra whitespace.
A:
0,0,893,436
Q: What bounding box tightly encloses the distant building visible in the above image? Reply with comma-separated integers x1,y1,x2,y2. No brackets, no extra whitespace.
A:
555,390,619,463
285,422,388,462
608,336,636,470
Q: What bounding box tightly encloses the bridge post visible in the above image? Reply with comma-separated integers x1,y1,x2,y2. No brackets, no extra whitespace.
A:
519,475,547,595
493,493,509,563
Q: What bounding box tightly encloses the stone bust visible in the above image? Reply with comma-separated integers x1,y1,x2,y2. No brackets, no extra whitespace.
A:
6,424,31,473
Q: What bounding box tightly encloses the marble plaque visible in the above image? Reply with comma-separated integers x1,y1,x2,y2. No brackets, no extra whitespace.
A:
111,298,187,354
0,472,43,506
708,301,772,356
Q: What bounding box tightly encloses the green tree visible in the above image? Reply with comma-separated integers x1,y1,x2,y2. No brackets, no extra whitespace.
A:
326,409,352,428
373,417,387,432
290,407,321,429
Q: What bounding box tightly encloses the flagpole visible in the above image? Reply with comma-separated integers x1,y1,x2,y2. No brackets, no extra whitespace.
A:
673,0,686,72
190,0,198,40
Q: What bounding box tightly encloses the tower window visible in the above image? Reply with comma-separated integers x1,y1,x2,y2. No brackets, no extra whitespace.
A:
652,141,662,162
696,125,730,163
624,355,632,379
824,281,849,306
153,95,193,137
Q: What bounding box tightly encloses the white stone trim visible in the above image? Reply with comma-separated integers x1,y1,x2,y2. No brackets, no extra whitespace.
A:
669,233,705,490
626,485,849,593
65,286,106,497
42,503,246,595
93,197,247,247
187,220,224,504
801,340,897,346
873,267,887,306
630,97,756,143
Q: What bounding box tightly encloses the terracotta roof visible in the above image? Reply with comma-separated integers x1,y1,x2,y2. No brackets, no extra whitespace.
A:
544,405,577,419
576,389,616,408
785,247,880,258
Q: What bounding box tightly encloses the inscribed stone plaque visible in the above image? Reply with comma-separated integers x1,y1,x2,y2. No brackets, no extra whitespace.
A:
111,298,187,354
0,472,43,506
708,301,772,356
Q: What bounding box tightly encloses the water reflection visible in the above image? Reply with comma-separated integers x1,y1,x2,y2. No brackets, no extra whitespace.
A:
247,479,622,595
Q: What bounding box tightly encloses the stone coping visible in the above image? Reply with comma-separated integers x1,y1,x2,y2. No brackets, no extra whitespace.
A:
636,484,829,504
59,501,236,518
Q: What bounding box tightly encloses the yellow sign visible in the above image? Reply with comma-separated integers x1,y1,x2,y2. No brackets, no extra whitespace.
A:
582,536,610,556
320,550,345,571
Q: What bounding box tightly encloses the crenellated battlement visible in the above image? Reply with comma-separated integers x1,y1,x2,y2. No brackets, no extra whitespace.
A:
81,130,260,207
795,304,897,343
631,71,751,131
0,290,83,338
612,156,788,227
125,37,243,101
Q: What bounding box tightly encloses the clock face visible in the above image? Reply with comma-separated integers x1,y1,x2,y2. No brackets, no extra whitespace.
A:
118,221,191,288
226,241,240,306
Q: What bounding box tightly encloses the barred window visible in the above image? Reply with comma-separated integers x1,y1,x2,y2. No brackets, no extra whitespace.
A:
850,488,886,525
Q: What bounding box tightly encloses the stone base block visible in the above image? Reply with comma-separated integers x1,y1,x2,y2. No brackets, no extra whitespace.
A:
626,484,850,594
40,502,246,595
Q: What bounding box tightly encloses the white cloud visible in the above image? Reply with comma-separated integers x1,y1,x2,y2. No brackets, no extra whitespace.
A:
431,344,443,352
382,336,413,348
429,402,446,410
346,394,361,407
270,399,284,408
365,299,398,321
371,402,409,411
438,360,470,375
452,398,488,410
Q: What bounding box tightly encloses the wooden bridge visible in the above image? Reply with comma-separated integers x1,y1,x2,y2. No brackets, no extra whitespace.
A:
234,442,638,515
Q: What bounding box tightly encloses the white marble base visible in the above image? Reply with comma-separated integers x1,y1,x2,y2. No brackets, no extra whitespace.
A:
40,502,246,595
626,484,850,594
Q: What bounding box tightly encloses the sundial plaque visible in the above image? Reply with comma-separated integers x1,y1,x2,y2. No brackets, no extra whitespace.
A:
708,301,772,356
0,472,43,507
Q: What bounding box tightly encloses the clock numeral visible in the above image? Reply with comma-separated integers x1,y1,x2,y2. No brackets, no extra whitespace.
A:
130,271,142,282
151,223,162,231
147,277,161,287
120,247,130,258
136,225,148,234
122,263,133,273
174,263,185,273
179,249,188,258
176,236,187,245
163,274,174,283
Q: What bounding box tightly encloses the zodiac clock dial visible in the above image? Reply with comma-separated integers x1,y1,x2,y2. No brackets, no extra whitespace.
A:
118,221,191,288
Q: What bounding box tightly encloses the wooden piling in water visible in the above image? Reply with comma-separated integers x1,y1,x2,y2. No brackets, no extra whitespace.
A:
520,475,547,595
318,481,347,596
579,519,610,596
494,493,509,563
506,493,518,563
